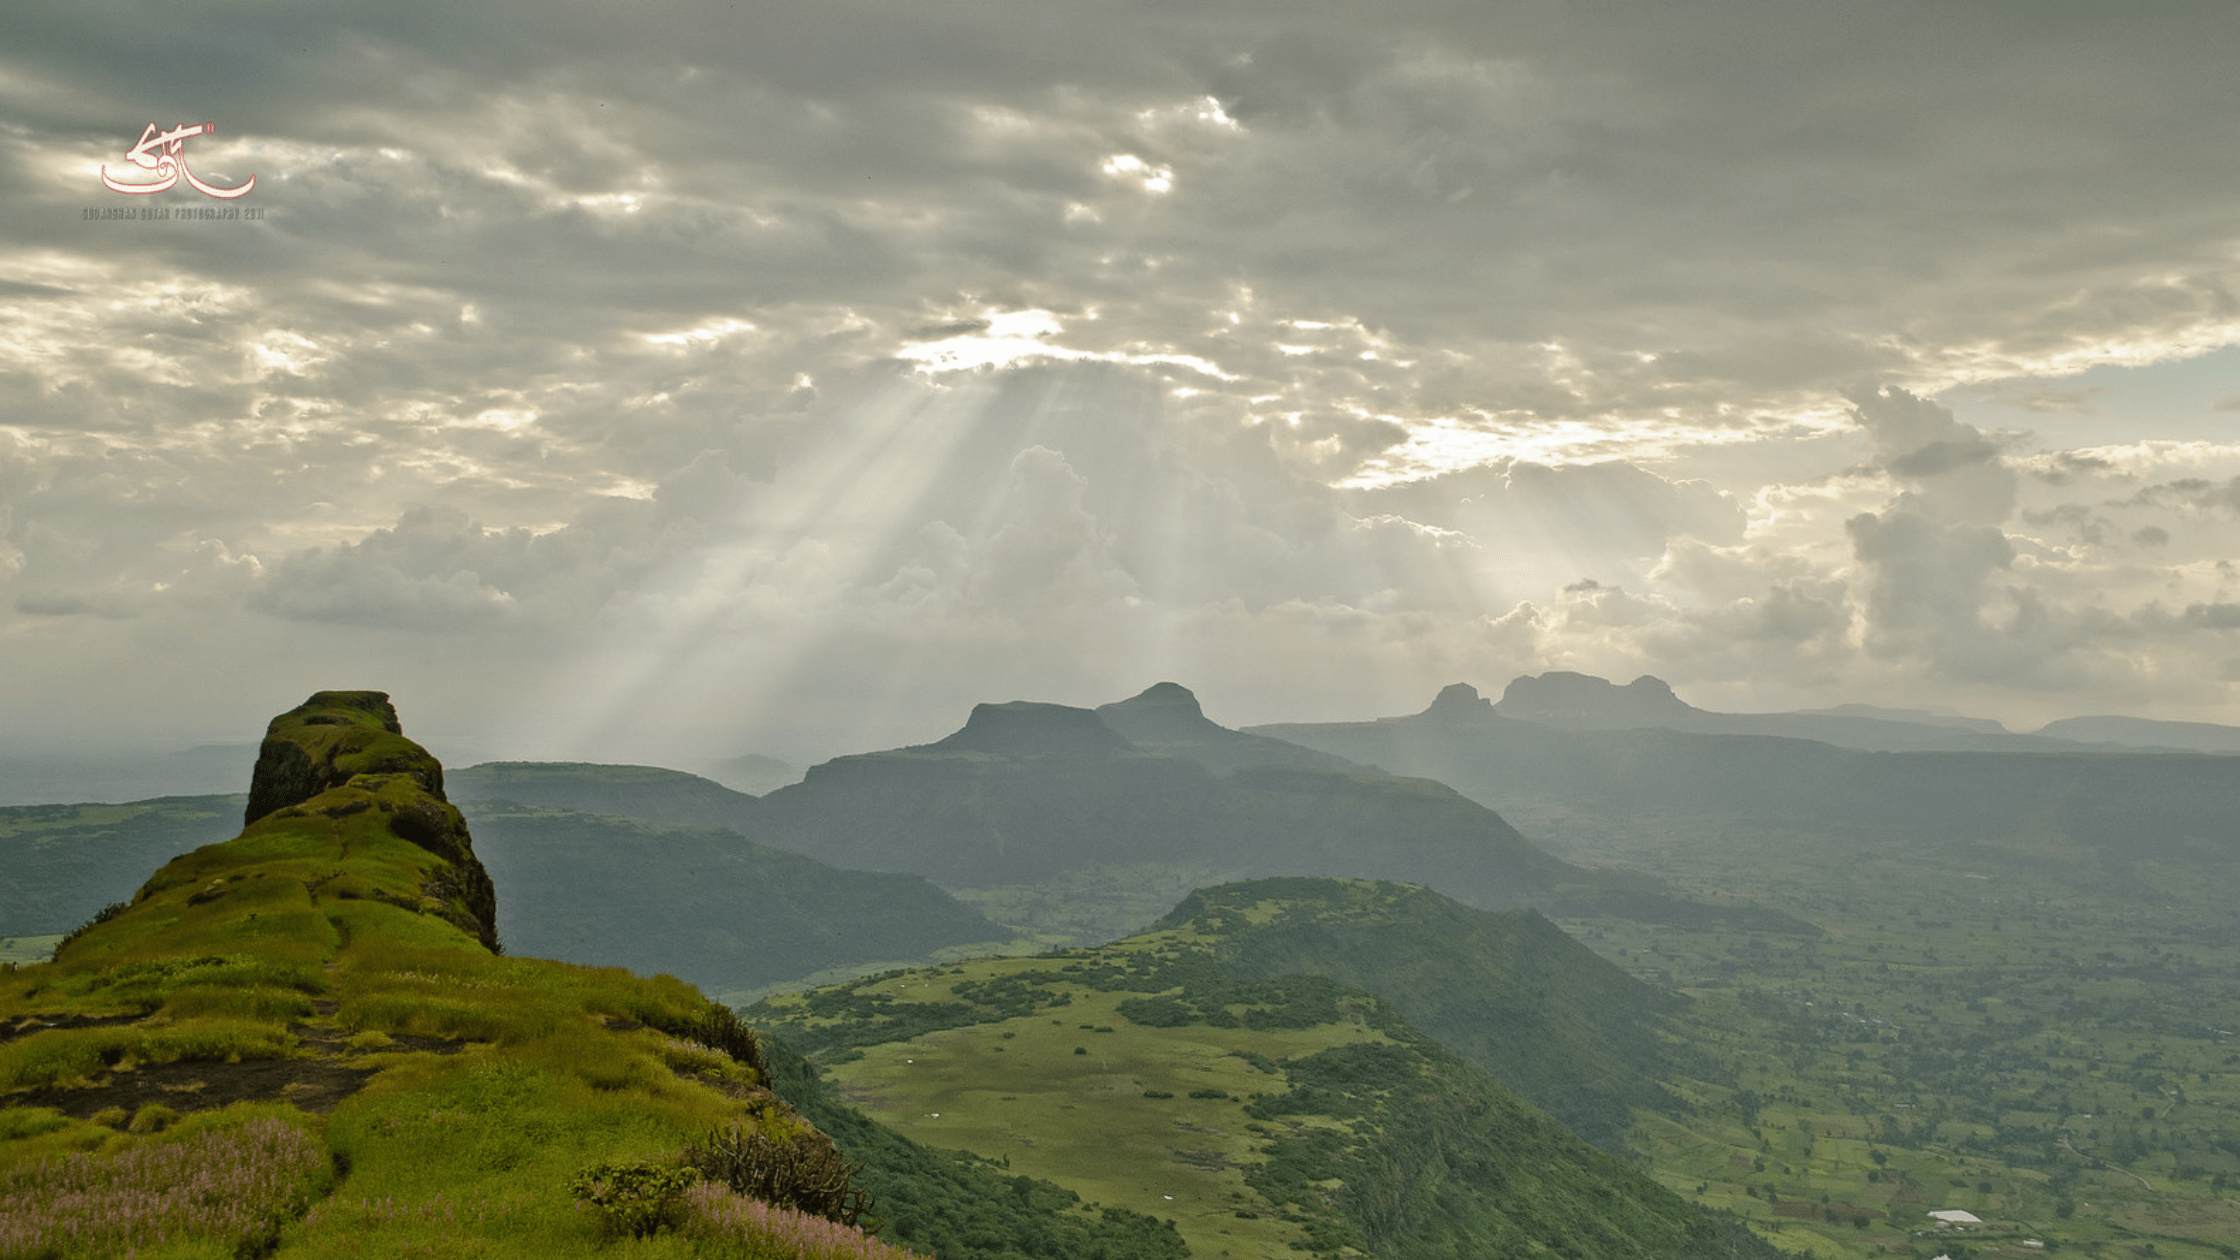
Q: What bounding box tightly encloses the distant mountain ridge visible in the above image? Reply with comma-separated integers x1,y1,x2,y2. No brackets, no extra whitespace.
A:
1254,677,2240,884
2036,713,2240,754
754,683,1588,909
1476,671,2104,752
1248,671,2240,756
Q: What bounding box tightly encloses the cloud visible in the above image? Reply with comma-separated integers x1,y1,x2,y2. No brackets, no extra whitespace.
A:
9,2,2240,749
1847,385,2018,524
1846,510,2014,662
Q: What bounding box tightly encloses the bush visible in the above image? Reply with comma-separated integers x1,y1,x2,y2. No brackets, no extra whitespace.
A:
570,1159,701,1238
683,1181,928,1259
649,1002,772,1085
128,1104,178,1134
684,1123,873,1228
53,901,131,959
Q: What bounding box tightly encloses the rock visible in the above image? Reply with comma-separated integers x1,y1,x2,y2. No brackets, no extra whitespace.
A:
242,691,498,953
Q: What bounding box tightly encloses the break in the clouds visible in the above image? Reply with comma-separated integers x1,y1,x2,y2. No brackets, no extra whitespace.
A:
5,0,2240,760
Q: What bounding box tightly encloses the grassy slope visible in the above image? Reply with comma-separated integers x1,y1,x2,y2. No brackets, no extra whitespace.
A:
750,889,1794,1260
1153,878,1692,1150
0,692,1174,1260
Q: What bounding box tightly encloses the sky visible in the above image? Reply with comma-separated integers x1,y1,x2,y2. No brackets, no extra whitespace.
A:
6,1,2240,771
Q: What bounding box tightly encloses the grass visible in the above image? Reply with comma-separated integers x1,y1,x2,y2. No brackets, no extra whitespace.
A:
753,949,1369,1258
820,976,1356,1258
752,926,1786,1260
0,1113,330,1258
0,692,854,1258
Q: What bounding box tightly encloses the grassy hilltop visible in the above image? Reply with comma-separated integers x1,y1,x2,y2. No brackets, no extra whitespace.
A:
0,692,1176,1260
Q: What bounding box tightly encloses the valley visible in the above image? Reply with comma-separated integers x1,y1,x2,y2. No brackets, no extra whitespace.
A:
9,675,2240,1258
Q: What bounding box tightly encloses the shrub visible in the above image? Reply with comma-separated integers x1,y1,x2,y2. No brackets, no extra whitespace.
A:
659,1002,772,1085
683,1181,928,1259
570,1158,701,1239
128,1104,178,1134
684,1123,873,1228
53,901,131,959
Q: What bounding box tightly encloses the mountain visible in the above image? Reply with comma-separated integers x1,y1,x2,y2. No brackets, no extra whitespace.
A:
0,795,242,935
1435,671,2109,752
1495,671,1703,729
700,752,803,794
2036,713,2240,754
1150,877,1692,1149
1093,681,1366,775
1790,702,2008,734
449,760,762,830
1254,681,2240,887
0,691,1187,1260
464,801,1010,995
748,880,1790,1260
751,689,1590,911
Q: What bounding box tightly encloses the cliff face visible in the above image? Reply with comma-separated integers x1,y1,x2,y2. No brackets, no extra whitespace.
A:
243,691,444,824
241,690,498,953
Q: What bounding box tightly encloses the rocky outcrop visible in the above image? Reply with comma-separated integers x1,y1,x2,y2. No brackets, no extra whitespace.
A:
1494,672,1700,729
244,691,444,825
1417,682,1498,723
243,691,498,952
929,700,1137,758
1096,682,1364,775
1094,681,1222,743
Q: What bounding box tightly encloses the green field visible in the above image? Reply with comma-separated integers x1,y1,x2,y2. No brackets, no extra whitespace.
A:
752,904,1791,1260
1533,809,2240,1260
812,966,1354,1258
0,935,59,967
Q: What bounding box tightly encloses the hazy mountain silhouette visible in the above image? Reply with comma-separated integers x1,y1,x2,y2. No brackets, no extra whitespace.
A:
1480,671,2107,752
750,686,1587,910
1256,677,2240,882
1094,682,1365,775
2035,714,2240,754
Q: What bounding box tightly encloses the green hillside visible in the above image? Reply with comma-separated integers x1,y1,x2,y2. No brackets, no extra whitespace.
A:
0,693,1176,1259
749,882,1794,1260
465,802,1014,997
450,761,764,831
0,795,242,935
1152,878,1692,1148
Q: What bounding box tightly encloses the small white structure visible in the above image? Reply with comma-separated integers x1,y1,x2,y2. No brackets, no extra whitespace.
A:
1926,1209,1982,1228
